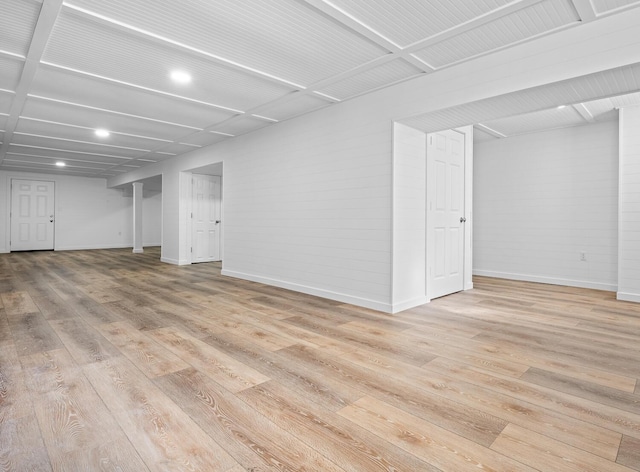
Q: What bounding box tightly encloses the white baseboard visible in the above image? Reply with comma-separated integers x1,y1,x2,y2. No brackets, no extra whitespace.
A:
617,292,640,303
54,244,132,251
161,257,190,266
132,248,144,254
391,296,429,314
473,269,616,292
221,269,393,313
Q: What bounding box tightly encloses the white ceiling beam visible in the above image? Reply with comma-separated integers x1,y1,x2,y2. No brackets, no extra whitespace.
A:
0,0,65,165
572,102,596,122
475,123,508,138
570,0,598,22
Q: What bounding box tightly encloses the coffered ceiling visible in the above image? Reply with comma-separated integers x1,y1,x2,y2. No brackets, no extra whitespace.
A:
1,0,640,178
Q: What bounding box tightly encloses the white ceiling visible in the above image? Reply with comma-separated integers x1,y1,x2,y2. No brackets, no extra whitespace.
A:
2,0,640,178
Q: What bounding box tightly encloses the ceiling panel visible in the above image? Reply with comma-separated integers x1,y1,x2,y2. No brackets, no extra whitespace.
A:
158,142,203,155
21,96,195,141
43,10,295,111
317,59,424,100
0,159,115,176
413,0,580,68
258,93,331,121
179,131,228,147
212,116,272,136
4,153,120,170
610,91,640,107
480,106,586,136
473,126,499,142
591,0,640,14
582,91,640,117
142,152,175,162
11,133,149,158
0,56,24,91
0,91,14,113
0,114,7,130
7,144,136,164
30,66,237,129
64,0,388,86
325,0,510,48
0,0,42,57
15,118,171,151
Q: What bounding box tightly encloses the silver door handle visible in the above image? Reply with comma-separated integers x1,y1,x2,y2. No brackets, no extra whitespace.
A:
50,215,54,222
215,220,221,224
460,217,466,223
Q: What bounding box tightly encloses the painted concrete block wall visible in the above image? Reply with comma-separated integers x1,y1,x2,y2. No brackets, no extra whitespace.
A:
473,120,619,291
392,123,427,312
0,171,161,252
618,106,640,302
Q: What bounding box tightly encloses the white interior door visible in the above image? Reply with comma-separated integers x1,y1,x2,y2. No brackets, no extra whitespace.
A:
192,174,221,263
427,129,466,299
11,179,55,251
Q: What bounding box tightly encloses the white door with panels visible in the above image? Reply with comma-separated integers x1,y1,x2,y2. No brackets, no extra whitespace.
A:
192,174,221,263
427,129,466,299
11,179,55,251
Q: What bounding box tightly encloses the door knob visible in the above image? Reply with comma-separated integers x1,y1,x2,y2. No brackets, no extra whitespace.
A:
49,215,54,223
215,220,221,224
460,217,466,223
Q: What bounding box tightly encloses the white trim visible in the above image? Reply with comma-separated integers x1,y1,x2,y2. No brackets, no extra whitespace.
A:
132,248,144,254
221,269,393,313
391,296,429,314
160,256,189,265
55,244,131,251
617,292,640,303
473,269,616,292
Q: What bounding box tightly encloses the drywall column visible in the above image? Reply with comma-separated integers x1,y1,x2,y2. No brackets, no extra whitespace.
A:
132,182,143,254
391,122,427,312
618,106,640,302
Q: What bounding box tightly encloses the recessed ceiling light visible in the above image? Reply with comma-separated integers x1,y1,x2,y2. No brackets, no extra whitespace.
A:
55,161,66,167
170,70,191,84
95,128,110,138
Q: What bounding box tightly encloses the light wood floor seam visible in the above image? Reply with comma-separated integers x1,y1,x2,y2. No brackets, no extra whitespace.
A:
1,247,640,471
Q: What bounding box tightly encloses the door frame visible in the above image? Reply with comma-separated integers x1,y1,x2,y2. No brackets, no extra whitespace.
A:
426,126,474,301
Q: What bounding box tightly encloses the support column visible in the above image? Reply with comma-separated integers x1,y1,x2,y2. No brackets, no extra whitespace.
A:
132,182,143,254
618,106,640,302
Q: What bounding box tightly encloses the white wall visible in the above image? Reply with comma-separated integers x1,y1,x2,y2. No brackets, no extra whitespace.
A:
107,9,640,311
473,120,619,291
618,106,640,302
392,123,427,312
0,171,161,252
143,189,162,247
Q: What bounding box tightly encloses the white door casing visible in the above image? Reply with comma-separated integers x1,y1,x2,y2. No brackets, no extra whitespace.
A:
11,179,55,251
192,174,221,263
427,129,466,299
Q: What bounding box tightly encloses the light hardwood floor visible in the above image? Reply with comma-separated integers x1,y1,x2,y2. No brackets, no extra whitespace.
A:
1,247,639,471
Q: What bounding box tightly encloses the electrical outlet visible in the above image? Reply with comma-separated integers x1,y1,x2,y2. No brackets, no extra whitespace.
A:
580,251,586,262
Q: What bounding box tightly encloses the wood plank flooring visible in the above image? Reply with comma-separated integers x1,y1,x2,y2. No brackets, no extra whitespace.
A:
1,247,640,471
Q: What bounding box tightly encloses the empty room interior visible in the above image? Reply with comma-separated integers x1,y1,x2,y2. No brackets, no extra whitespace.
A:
2,0,640,470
